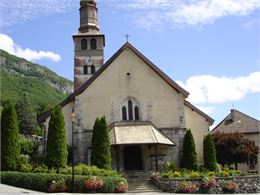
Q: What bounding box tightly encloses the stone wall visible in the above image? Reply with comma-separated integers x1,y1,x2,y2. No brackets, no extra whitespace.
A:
152,176,260,193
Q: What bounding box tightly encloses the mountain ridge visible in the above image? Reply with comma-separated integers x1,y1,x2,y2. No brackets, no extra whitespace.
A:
0,49,73,113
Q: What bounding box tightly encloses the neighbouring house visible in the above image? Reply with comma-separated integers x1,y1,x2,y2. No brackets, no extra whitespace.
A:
211,109,260,173
38,0,214,172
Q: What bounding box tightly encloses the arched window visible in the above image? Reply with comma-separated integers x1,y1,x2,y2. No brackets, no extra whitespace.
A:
81,39,88,50
90,38,97,49
121,98,140,121
83,65,88,75
91,65,95,74
134,106,139,120
122,106,127,120
128,100,133,120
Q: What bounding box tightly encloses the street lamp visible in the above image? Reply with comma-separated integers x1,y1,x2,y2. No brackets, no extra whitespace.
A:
70,110,76,193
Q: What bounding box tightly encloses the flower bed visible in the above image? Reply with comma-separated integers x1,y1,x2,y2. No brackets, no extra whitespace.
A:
150,176,260,193
0,172,127,193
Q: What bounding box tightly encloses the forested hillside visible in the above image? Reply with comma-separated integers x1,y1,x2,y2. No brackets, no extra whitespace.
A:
0,49,73,114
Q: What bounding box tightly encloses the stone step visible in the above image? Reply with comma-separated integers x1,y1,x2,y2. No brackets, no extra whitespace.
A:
127,180,161,193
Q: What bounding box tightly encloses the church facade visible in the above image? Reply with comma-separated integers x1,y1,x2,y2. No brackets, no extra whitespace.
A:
38,0,214,172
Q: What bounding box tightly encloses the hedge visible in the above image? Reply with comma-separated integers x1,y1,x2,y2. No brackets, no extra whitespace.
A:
0,172,127,193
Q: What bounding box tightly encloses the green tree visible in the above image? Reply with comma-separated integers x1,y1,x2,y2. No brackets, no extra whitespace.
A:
180,129,198,171
91,116,111,170
1,101,20,171
203,134,217,171
212,131,259,169
15,93,37,135
45,106,67,168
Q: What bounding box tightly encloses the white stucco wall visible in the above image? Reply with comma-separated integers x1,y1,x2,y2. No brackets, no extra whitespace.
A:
184,105,211,163
76,47,184,130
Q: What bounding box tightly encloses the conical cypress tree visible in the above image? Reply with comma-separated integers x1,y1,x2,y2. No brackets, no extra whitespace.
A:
45,106,67,168
203,134,217,171
181,129,198,171
91,116,111,170
99,116,111,170
1,101,20,171
90,117,100,166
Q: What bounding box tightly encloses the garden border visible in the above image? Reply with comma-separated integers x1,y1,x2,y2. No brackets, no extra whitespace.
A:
151,175,260,193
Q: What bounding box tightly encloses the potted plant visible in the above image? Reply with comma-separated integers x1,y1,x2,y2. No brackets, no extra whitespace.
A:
178,181,198,193
200,177,216,193
222,181,238,193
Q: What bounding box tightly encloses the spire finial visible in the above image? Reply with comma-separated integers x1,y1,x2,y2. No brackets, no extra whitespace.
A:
125,34,130,42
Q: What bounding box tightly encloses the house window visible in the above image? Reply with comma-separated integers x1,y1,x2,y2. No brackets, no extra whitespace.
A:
91,65,95,74
83,65,88,75
90,38,97,49
122,106,127,120
81,39,88,50
121,98,140,121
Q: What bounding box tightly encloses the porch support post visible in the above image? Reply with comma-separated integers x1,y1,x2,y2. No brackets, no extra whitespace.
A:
155,144,158,171
116,145,120,171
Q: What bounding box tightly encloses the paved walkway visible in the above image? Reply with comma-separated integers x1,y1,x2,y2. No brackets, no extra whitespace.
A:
0,183,172,195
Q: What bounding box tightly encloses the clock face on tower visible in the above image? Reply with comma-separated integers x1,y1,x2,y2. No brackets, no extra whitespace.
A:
84,57,93,65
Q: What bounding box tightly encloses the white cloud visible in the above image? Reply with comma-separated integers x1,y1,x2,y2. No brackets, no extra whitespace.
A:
0,0,78,28
177,72,260,104
0,33,61,62
1,0,259,30
196,106,215,114
111,0,260,29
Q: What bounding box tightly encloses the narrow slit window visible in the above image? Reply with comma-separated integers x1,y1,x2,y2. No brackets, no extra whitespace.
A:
83,65,88,75
128,100,133,120
90,38,97,49
91,65,95,74
134,106,139,120
81,39,88,50
122,106,127,120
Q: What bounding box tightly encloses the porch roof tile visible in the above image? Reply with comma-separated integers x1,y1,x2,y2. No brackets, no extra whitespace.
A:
109,122,175,146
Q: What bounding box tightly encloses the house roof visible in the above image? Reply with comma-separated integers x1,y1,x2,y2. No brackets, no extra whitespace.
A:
211,109,260,134
109,121,175,146
39,42,215,124
184,100,214,125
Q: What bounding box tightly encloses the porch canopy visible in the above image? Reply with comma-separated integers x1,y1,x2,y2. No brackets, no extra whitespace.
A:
109,121,175,146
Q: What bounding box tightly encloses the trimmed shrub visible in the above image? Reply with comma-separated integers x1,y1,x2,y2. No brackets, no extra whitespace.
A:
20,136,38,156
20,163,33,173
91,116,111,170
180,129,198,171
0,172,127,193
203,134,217,171
1,101,20,171
45,106,67,168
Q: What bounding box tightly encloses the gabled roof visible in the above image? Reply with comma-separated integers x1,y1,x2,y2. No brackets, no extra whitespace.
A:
39,42,202,124
211,109,260,134
184,100,214,125
38,42,190,123
70,42,189,99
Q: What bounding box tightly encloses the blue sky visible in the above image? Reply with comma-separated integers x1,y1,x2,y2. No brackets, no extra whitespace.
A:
0,0,259,128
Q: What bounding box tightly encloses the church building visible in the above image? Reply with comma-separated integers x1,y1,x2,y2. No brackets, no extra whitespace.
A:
38,0,214,172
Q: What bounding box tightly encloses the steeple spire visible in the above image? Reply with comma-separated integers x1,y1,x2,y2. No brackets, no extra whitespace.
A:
79,0,99,32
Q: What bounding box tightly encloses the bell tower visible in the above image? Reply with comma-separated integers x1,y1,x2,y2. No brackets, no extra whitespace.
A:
73,0,105,91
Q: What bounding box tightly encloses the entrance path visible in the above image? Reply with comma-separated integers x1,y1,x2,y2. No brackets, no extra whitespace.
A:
125,171,162,193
